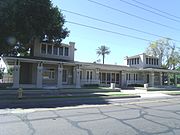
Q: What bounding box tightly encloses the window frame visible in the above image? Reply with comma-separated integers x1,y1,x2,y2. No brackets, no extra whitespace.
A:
43,68,55,80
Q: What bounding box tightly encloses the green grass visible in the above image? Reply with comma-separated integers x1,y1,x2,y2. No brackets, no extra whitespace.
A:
165,91,180,95
18,92,137,100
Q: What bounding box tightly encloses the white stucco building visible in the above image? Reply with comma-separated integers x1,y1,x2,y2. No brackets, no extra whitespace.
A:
2,41,180,89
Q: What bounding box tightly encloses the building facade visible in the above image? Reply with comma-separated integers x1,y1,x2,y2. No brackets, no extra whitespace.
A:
2,42,180,89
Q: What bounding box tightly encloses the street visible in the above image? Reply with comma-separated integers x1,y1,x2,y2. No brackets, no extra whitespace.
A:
1,97,180,135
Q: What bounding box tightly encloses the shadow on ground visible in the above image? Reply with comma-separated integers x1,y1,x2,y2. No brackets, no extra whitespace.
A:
0,89,111,109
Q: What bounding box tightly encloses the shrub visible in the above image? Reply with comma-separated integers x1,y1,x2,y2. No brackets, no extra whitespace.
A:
128,84,144,87
83,84,99,88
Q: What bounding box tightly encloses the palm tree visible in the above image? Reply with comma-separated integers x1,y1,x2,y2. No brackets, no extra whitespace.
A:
96,45,111,64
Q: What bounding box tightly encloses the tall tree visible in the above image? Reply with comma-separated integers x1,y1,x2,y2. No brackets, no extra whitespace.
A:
146,38,180,69
0,0,69,56
96,45,111,64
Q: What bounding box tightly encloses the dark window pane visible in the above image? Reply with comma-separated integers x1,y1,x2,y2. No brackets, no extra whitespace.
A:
47,45,52,54
41,44,46,54
149,58,151,64
137,58,139,64
146,58,148,64
59,47,63,55
53,46,58,55
65,47,69,56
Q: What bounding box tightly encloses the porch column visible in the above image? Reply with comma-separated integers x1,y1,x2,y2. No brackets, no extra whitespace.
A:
73,67,76,84
57,64,63,88
174,73,177,86
150,72,154,87
159,72,162,86
96,68,100,84
76,66,81,88
168,73,171,86
13,60,20,88
121,71,126,87
36,62,43,88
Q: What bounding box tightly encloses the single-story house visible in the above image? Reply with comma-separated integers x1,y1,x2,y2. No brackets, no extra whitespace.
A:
2,41,180,89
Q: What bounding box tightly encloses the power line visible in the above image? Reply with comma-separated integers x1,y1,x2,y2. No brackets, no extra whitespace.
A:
62,9,180,42
66,21,153,42
87,0,180,31
118,0,180,23
131,0,180,20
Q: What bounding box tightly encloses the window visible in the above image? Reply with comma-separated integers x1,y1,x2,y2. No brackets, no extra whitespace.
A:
137,58,139,64
154,58,156,65
43,68,55,80
41,44,46,54
116,73,119,84
90,71,93,80
86,71,93,80
149,58,151,64
147,74,149,83
112,73,115,83
102,73,106,84
157,59,159,65
134,74,136,80
62,69,67,82
152,59,154,65
53,46,58,55
65,47,69,56
132,59,134,65
59,47,63,56
127,59,129,65
146,58,148,64
47,45,52,54
107,73,110,84
135,58,136,64
86,71,89,80
129,74,130,80
80,71,82,80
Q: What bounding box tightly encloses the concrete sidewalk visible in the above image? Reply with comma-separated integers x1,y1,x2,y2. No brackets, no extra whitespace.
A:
121,89,172,98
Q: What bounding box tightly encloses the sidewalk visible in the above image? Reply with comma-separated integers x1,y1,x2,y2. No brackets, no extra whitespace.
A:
121,89,172,98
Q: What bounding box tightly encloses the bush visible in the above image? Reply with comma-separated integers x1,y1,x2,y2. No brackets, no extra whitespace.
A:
128,84,144,87
83,84,99,88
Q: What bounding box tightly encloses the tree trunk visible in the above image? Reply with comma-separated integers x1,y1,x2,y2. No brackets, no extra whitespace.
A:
29,37,39,56
102,54,105,64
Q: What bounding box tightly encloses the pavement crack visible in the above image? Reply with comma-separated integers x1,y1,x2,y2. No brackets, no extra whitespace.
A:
14,113,36,135
51,110,94,135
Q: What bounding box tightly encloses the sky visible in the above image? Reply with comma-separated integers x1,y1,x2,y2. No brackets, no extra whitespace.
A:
52,0,180,65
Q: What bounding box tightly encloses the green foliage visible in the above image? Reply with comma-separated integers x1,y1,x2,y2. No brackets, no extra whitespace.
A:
0,0,69,56
96,45,111,64
128,84,144,87
146,38,180,69
83,84,100,88
7,68,13,75
0,68,4,79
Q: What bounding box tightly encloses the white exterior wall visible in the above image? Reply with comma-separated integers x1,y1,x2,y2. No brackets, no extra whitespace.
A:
124,53,161,69
33,41,75,61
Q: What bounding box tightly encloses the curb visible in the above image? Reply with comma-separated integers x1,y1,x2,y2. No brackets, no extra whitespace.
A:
0,95,141,103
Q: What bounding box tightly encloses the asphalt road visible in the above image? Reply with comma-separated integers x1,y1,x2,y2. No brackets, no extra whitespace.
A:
1,97,180,135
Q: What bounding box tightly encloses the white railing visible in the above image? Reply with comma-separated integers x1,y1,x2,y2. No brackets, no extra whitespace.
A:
127,80,144,85
81,79,100,85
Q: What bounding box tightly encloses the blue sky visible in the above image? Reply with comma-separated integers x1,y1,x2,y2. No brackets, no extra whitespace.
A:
52,0,180,65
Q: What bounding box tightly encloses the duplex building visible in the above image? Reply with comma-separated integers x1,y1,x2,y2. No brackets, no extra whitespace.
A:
2,41,180,89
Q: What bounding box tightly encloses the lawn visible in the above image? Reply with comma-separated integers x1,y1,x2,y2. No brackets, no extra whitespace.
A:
164,91,180,95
